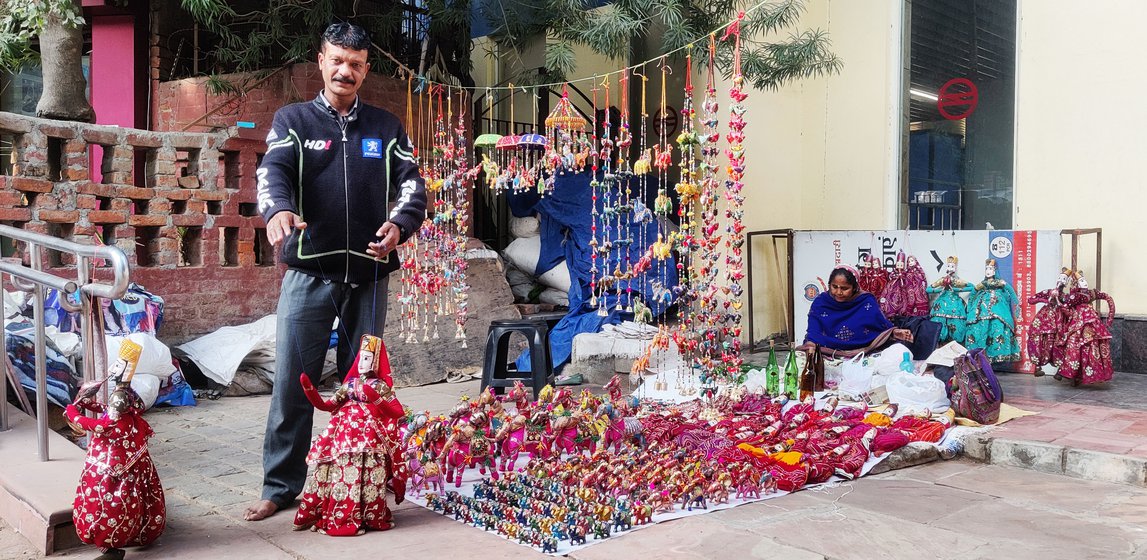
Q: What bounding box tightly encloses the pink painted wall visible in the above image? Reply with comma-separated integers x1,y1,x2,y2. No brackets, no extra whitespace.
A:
89,15,136,183
90,15,136,127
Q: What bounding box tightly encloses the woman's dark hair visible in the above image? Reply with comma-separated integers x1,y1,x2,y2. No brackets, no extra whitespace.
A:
322,22,371,52
829,267,861,293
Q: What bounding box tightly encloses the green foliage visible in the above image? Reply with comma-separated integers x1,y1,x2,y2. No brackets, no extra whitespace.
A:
179,0,473,86
0,0,84,71
483,0,841,90
203,74,243,97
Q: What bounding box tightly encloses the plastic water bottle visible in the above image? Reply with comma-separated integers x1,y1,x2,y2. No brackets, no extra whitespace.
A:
939,439,964,460
899,351,914,374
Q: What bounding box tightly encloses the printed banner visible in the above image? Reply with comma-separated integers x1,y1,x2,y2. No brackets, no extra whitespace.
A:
791,230,1061,373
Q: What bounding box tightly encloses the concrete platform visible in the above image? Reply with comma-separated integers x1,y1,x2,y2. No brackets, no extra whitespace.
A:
964,372,1147,488
0,410,85,555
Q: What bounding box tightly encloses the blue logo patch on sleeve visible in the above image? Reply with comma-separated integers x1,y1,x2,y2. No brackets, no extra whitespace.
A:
362,138,383,159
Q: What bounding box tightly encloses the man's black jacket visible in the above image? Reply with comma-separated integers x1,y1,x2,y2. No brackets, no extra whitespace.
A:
257,93,427,283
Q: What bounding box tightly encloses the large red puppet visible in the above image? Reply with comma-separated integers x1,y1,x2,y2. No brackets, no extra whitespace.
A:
293,334,408,536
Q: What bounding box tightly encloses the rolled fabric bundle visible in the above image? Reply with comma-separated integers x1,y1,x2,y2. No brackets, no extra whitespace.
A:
871,429,910,457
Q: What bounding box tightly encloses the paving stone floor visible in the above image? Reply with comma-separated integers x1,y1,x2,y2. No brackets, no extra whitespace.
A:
4,376,1147,559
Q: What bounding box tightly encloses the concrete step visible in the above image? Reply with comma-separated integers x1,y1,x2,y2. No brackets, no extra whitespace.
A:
0,409,85,554
964,432,1147,487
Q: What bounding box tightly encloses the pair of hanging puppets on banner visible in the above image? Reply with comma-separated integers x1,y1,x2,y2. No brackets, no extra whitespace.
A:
858,251,1023,364
64,340,166,560
403,376,952,554
1027,268,1115,385
924,256,1022,363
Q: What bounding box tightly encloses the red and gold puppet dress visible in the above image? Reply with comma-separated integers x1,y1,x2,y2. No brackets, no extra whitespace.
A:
1058,274,1116,385
858,254,888,298
64,340,165,558
294,335,408,536
1026,268,1072,369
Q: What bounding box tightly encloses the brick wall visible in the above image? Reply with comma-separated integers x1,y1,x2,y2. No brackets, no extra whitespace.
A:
0,112,278,344
153,63,428,138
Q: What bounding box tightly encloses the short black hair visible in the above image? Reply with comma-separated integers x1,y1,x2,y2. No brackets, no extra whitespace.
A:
322,22,371,52
829,267,861,293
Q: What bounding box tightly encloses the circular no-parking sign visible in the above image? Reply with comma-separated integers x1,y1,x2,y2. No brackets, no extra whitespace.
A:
938,78,979,120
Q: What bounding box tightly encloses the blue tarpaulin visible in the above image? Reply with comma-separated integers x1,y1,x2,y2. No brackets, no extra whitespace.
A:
511,171,678,372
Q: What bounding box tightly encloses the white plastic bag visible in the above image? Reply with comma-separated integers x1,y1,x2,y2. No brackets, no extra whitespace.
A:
837,353,874,400
822,356,844,390
885,372,950,415
106,333,174,381
130,373,161,410
871,343,914,376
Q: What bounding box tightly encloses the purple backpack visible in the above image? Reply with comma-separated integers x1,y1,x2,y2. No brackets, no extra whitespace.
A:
949,348,1003,424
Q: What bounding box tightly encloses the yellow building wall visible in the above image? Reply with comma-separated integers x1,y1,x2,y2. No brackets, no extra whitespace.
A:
470,29,627,126
1013,1,1146,314
732,0,903,343
728,0,901,235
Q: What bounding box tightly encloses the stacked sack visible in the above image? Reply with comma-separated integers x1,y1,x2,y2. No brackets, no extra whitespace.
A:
502,214,571,307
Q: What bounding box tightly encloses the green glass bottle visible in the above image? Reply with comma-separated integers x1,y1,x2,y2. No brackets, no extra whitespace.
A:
765,341,780,397
783,345,800,400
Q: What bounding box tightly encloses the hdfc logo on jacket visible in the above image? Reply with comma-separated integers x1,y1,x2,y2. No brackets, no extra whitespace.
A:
303,139,332,150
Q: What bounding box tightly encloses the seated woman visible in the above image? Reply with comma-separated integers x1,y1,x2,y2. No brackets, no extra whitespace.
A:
802,266,923,358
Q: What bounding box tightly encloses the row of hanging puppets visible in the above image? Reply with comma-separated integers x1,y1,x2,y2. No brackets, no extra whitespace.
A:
395,25,753,379
861,251,1115,384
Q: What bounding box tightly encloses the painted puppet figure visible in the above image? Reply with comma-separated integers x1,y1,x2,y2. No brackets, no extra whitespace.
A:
65,340,165,560
294,335,408,535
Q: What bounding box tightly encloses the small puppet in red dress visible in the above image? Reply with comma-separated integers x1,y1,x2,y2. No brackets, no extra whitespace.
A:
293,334,408,536
64,340,166,560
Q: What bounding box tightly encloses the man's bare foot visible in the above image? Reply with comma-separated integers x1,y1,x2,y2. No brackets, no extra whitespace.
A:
244,500,279,521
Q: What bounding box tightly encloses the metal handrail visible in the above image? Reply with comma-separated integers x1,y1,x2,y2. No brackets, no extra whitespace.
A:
0,224,130,461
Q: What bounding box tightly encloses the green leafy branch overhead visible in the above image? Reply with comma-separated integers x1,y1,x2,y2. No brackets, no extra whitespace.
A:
486,0,842,91
0,0,85,70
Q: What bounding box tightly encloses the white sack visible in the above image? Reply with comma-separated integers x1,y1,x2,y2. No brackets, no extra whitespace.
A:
538,287,569,307
130,373,161,410
502,236,541,276
537,261,572,294
509,215,541,238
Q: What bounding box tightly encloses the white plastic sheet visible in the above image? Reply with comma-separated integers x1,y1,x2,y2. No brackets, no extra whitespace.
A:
174,315,278,386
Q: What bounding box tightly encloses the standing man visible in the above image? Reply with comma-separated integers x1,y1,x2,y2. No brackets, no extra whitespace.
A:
246,21,426,522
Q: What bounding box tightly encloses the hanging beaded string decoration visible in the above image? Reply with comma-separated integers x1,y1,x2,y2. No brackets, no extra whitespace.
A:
719,14,748,376
588,78,602,311
673,48,701,384
696,34,724,376
615,70,636,312
395,82,475,348
651,57,675,389
597,75,621,316
449,87,473,346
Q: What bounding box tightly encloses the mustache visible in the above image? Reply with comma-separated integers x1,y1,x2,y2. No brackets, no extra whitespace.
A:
333,75,356,85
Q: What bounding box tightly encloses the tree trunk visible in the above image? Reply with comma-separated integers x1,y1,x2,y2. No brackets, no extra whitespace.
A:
36,2,95,123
